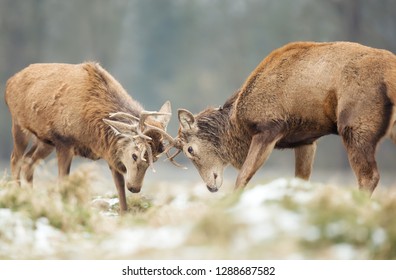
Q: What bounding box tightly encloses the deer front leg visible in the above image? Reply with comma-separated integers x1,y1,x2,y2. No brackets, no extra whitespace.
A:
56,146,74,178
294,142,317,180
235,131,282,190
109,166,128,214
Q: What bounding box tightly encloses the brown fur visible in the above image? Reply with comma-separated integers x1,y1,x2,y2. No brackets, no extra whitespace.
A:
5,62,171,212
178,41,396,194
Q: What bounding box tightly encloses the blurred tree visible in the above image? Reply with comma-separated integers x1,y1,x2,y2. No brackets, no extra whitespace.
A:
1,0,396,171
0,0,45,158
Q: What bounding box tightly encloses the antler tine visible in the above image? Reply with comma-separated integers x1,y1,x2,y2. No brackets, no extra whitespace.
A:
155,143,171,159
134,111,170,141
165,149,187,169
109,112,140,122
144,123,177,145
139,111,171,132
133,132,152,141
140,126,186,169
130,110,181,170
136,140,155,171
145,142,155,172
108,112,149,141
140,145,147,162
167,149,182,161
142,123,187,169
109,111,171,141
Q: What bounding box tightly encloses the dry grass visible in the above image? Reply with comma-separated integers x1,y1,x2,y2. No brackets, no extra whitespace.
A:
0,168,98,232
301,186,396,259
1,165,396,259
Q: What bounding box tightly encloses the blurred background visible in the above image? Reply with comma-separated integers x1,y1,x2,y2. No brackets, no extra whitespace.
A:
1,0,396,184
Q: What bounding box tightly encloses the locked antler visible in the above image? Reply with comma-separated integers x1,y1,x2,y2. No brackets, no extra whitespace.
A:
108,111,183,170
143,123,186,169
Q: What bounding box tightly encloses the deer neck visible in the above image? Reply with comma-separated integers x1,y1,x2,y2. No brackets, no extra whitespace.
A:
197,106,250,170
221,116,251,169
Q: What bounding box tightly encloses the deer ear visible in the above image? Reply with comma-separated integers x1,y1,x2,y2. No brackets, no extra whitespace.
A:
143,101,172,130
178,109,196,130
157,100,172,129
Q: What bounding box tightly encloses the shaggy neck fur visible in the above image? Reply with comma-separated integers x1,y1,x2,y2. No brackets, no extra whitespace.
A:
196,92,252,169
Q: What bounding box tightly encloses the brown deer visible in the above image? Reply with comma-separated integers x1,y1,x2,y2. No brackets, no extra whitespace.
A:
5,62,174,212
176,41,396,194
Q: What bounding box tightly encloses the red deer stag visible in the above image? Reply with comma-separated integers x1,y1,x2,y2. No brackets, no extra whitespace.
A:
176,41,396,194
5,62,174,212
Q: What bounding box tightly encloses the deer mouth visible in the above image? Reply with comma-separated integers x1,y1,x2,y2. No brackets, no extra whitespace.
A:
205,172,222,192
127,184,142,193
207,185,219,192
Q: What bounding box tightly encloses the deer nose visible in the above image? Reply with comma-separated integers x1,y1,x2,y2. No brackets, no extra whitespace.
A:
214,173,218,180
127,184,141,193
207,185,219,193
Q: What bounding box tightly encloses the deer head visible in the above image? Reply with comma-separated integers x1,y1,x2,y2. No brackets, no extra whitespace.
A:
103,101,172,193
176,108,228,192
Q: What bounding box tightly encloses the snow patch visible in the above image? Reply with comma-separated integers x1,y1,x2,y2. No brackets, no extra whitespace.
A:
332,243,357,259
371,228,387,246
34,217,65,255
101,225,190,256
229,178,313,242
0,208,64,258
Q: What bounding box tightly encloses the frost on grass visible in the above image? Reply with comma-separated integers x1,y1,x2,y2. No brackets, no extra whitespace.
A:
1,167,396,259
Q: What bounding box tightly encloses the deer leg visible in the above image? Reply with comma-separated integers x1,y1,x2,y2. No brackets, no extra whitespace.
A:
20,140,54,185
338,93,392,194
235,131,281,190
339,110,382,194
10,122,30,184
294,142,317,180
109,166,128,213
56,146,74,178
343,139,379,194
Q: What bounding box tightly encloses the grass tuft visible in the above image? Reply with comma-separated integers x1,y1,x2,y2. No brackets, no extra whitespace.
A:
1,168,396,259
0,168,98,232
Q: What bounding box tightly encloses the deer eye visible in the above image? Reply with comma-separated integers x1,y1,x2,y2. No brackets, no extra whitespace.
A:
132,154,138,161
187,146,194,155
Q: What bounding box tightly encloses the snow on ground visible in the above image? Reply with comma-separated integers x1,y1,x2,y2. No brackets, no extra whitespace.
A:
0,209,65,258
230,179,301,241
1,167,395,259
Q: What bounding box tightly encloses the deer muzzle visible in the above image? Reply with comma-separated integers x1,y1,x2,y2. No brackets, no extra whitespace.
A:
206,185,219,193
127,184,142,193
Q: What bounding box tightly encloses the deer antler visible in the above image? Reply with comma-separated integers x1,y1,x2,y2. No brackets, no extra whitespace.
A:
144,123,176,145
166,149,186,169
109,112,140,122
109,110,184,169
143,123,186,168
138,111,170,138
109,111,152,141
108,112,154,170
